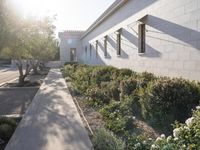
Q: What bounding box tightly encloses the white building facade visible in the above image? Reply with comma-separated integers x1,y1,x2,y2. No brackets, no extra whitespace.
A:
59,0,200,81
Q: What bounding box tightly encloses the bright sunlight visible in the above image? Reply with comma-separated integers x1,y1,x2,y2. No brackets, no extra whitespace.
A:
9,0,115,31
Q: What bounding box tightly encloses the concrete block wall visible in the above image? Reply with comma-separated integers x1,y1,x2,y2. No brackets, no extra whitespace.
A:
81,0,200,81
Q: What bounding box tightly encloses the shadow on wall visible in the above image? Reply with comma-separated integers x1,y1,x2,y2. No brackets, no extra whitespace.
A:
87,45,106,66
98,42,112,59
146,15,200,51
122,28,161,57
107,35,129,59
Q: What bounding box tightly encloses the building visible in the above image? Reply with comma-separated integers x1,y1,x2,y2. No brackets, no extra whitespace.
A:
59,0,200,81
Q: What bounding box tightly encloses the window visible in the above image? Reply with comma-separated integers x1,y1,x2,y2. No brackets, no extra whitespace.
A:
138,23,146,53
89,44,92,59
85,46,87,60
116,29,122,56
96,40,98,59
104,36,107,57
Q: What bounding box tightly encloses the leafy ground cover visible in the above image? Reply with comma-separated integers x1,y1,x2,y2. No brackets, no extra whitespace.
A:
0,117,20,150
62,64,200,150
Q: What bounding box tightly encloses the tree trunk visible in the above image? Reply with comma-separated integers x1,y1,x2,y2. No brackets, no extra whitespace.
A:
33,64,39,75
16,60,32,86
18,75,26,86
17,62,25,86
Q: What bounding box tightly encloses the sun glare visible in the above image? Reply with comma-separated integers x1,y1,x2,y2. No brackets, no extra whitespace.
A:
11,0,58,17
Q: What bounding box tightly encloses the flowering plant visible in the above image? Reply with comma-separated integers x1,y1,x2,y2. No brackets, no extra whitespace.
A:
150,106,200,150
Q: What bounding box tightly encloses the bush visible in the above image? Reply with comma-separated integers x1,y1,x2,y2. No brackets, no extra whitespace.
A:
91,66,117,86
139,78,200,132
92,128,125,150
151,106,200,150
119,77,138,99
100,100,135,136
137,72,157,88
125,134,154,150
0,117,17,142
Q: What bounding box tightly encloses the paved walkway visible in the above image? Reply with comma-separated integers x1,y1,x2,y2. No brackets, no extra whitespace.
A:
0,68,18,85
5,69,93,150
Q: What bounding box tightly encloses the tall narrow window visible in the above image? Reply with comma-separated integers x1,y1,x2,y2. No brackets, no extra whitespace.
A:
89,44,92,59
96,40,98,59
104,36,107,57
117,29,122,56
85,46,87,60
138,23,145,53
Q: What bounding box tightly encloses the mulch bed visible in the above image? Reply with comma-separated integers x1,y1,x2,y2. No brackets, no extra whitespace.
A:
66,81,105,135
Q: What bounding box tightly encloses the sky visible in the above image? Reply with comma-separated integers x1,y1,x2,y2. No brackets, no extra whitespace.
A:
9,0,115,33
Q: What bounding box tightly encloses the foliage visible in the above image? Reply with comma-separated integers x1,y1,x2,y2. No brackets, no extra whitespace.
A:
0,117,17,142
0,1,57,84
139,78,200,132
150,106,200,150
92,128,125,150
100,98,136,136
62,64,200,149
125,134,154,150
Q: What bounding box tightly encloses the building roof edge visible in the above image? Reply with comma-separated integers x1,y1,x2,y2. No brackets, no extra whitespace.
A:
81,0,128,39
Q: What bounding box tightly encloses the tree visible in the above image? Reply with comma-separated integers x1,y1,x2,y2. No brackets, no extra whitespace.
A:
28,17,58,74
1,19,34,86
1,15,57,85
0,1,57,85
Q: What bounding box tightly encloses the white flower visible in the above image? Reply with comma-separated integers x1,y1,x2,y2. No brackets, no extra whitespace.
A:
167,136,172,143
185,117,194,127
173,128,180,138
155,137,162,143
134,143,141,148
182,144,186,148
142,140,147,145
148,138,153,141
174,137,179,141
160,134,165,139
196,106,200,110
184,126,190,130
132,116,136,120
151,144,159,150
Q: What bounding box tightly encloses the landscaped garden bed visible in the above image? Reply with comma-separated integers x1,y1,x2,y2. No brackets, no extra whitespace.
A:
62,64,200,150
0,117,21,150
0,67,50,88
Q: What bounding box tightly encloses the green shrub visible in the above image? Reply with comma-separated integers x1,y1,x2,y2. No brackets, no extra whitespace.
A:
91,66,116,86
0,118,17,142
86,86,107,107
125,134,154,150
92,128,125,150
100,81,120,101
139,78,200,132
151,106,200,150
100,100,135,136
119,77,138,99
137,72,157,88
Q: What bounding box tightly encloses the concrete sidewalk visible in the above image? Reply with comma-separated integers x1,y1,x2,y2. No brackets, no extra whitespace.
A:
5,69,93,150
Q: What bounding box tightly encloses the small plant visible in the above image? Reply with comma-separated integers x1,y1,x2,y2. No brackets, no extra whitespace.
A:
0,117,17,143
100,100,135,136
92,128,125,150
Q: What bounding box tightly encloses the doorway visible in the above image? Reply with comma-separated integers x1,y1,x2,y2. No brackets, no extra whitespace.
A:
70,48,76,62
